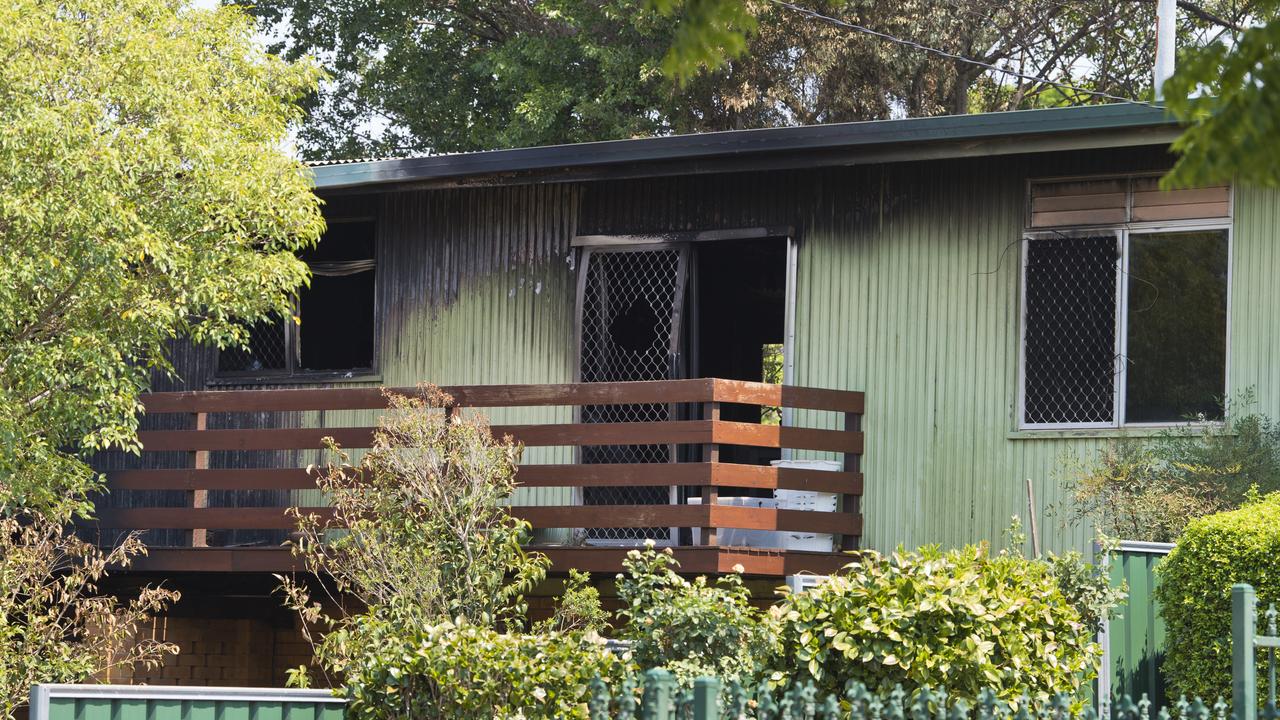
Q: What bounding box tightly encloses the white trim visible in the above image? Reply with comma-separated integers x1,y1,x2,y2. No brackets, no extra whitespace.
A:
1017,219,1233,431
781,235,799,447
30,684,344,720
1118,540,1176,554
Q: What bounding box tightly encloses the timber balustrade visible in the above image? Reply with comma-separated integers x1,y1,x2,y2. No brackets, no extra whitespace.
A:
89,379,864,573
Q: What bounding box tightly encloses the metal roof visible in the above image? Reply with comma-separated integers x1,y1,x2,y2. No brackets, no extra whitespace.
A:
310,103,1176,191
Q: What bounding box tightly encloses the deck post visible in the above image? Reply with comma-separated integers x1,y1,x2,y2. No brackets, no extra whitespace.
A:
190,412,208,548
841,410,861,551
700,401,720,546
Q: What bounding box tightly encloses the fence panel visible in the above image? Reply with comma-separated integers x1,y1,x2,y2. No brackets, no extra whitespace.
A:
29,685,345,720
1100,541,1173,716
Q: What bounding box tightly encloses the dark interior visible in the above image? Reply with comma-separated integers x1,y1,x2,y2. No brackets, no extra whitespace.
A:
693,237,787,465
297,220,377,372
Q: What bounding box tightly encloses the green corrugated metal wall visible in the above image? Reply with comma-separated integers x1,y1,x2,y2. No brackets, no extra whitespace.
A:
43,699,344,720
32,686,345,720
788,154,1280,554
1102,544,1171,710
294,146,1280,557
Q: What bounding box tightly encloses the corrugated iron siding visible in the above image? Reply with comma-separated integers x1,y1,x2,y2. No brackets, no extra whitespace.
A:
143,144,1280,555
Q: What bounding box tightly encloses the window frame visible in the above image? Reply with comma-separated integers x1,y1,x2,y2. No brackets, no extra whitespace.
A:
214,216,380,384
1017,217,1233,431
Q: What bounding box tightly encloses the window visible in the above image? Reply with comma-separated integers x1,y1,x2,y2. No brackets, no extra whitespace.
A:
1020,176,1230,429
218,220,377,377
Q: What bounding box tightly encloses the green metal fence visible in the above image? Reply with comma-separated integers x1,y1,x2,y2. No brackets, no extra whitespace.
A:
28,685,346,720
1100,541,1174,716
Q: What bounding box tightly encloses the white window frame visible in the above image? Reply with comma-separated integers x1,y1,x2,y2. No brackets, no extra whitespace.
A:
1017,218,1233,431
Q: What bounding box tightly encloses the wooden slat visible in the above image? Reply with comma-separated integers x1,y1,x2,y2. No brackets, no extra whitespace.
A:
512,504,709,529
711,379,865,413
1131,186,1230,206
107,468,318,491
712,422,863,453
139,380,720,414
105,462,864,494
1130,201,1231,222
89,504,861,536
512,504,862,535
137,421,864,453
1030,207,1127,228
494,421,714,447
138,379,862,415
708,506,862,535
1031,192,1127,213
88,507,332,530
138,427,376,452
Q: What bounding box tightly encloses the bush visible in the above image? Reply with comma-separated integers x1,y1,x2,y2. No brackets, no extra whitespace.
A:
1061,403,1280,542
1155,492,1280,702
326,614,621,720
280,385,549,632
770,544,1101,704
616,545,778,688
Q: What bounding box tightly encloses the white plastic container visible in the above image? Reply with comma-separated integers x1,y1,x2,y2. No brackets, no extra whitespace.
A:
770,459,842,551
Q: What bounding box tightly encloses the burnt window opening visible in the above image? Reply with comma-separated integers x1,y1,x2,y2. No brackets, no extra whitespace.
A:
218,220,376,377
1021,229,1228,428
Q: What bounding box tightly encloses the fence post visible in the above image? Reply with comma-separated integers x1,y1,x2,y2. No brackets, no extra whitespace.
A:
693,677,721,720
644,669,676,720
1235,583,1258,720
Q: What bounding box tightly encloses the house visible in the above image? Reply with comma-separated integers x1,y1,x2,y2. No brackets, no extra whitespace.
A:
91,102,1252,685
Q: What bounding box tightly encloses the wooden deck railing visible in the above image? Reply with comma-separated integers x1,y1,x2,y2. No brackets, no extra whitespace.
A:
91,379,864,569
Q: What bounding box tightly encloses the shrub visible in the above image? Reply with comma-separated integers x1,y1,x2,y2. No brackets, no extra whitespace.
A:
770,544,1101,704
280,385,549,632
616,545,778,688
1155,492,1280,702
1061,403,1280,542
326,614,621,720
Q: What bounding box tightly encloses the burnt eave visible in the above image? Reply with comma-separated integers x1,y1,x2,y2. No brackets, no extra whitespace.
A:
309,103,1177,192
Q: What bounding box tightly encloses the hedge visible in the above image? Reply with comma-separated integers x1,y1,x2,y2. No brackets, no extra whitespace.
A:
1156,492,1280,701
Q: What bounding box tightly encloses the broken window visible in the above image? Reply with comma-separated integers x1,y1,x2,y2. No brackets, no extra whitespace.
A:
218,220,376,377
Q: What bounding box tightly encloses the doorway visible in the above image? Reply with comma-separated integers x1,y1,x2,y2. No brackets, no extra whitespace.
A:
573,234,791,544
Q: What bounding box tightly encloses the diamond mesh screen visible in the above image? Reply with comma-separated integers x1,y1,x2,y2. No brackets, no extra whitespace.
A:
578,248,685,541
218,317,288,373
1023,235,1118,425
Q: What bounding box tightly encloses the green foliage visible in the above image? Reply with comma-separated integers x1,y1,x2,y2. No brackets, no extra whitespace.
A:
0,0,323,518
645,0,756,81
616,545,778,688
770,544,1102,704
322,614,621,720
1061,405,1280,542
1163,4,1280,188
248,0,1251,158
1155,492,1280,702
537,570,612,634
282,386,549,630
0,509,179,719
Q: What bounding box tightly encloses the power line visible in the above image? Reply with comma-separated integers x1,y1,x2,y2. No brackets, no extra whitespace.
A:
767,0,1162,108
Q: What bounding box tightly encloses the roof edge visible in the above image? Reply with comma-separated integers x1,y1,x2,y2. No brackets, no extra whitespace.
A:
310,104,1175,191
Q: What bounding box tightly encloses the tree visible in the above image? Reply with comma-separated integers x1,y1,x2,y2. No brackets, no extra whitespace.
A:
0,0,323,705
1162,2,1280,187
250,0,1255,159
